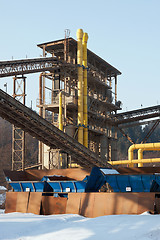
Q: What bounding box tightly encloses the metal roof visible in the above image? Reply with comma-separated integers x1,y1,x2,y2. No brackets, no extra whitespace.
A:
37,37,121,76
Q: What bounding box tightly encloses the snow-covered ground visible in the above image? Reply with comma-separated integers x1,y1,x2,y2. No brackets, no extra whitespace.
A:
0,186,7,208
0,187,6,191
0,211,160,240
0,193,6,207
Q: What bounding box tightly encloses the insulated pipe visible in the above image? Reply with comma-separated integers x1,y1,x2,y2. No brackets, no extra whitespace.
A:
59,91,63,168
109,143,160,166
39,73,43,117
108,158,160,165
59,91,63,131
128,147,134,167
128,143,160,167
129,142,160,152
83,32,88,148
77,29,84,145
138,149,143,167
130,143,160,167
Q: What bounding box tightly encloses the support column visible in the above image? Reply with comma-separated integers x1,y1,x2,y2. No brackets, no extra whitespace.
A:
12,75,26,170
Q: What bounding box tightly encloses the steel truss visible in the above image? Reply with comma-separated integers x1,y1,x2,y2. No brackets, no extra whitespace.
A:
12,76,26,170
0,57,71,78
114,105,160,126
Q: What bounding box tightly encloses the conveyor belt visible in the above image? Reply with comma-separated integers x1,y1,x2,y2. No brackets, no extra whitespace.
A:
0,57,75,78
0,89,111,168
113,105,160,126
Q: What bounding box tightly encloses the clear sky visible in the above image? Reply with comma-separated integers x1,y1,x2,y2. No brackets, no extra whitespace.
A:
0,0,160,112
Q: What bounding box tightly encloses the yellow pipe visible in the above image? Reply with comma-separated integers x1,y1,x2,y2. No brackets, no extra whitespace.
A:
128,142,160,167
109,143,160,166
83,32,88,148
59,91,63,131
128,143,160,152
128,147,134,167
39,73,43,117
77,29,84,145
108,158,160,165
59,91,63,167
138,149,143,167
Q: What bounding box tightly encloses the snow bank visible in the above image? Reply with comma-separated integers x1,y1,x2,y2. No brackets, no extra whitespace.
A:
0,212,160,240
0,186,7,191
0,193,5,206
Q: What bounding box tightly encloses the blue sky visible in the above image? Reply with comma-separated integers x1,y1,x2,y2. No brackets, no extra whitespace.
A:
0,0,160,112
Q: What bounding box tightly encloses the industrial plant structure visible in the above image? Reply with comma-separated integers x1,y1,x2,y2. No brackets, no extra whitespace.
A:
1,29,160,171
36,29,121,169
2,29,160,216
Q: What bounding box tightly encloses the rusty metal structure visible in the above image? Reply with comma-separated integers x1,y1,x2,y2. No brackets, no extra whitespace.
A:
2,31,160,218
0,89,111,169
1,31,160,170
0,56,74,170
12,76,26,170
0,57,64,77
113,105,160,127
36,36,121,168
4,167,160,216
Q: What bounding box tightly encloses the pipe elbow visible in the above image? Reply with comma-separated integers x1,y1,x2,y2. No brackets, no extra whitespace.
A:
138,149,143,153
128,144,136,153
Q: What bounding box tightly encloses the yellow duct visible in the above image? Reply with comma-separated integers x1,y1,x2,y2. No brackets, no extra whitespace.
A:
39,73,43,117
59,91,63,131
138,149,143,167
128,142,160,152
128,146,134,167
108,142,160,166
83,32,88,148
108,158,160,165
59,91,63,167
77,29,84,145
128,143,160,167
